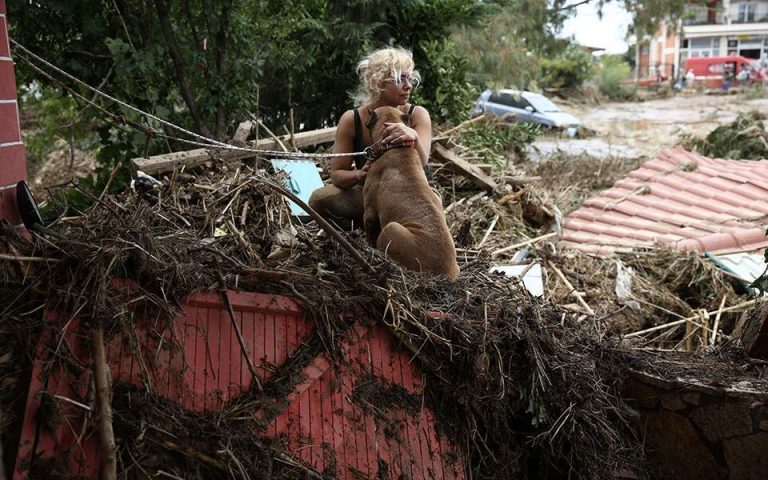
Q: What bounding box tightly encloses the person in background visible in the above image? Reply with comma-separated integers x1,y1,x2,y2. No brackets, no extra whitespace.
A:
722,64,735,92
309,46,432,230
685,69,696,89
736,64,752,85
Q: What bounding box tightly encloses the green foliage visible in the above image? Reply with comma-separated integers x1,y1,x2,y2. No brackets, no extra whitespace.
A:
8,0,695,196
19,83,100,167
624,0,688,38
9,0,486,198
595,54,634,100
540,44,594,89
450,0,573,92
459,117,541,168
452,15,541,92
411,40,475,122
680,111,768,160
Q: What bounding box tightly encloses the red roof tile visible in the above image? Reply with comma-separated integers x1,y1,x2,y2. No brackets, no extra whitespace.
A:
561,147,768,255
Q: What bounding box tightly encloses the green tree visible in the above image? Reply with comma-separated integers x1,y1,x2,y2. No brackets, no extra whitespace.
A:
10,0,490,175
9,0,689,175
540,43,594,89
595,54,634,99
453,0,687,92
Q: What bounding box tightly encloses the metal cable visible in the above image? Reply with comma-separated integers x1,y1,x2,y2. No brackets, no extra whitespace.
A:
10,39,366,159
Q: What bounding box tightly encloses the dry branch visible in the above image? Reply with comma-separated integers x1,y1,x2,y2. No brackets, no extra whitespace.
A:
625,297,768,338
92,326,117,480
260,178,375,273
491,232,557,256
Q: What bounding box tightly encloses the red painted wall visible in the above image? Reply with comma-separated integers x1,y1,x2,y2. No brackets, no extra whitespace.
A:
0,0,26,227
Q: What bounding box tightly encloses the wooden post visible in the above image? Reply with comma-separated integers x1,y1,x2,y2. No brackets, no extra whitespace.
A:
92,326,117,479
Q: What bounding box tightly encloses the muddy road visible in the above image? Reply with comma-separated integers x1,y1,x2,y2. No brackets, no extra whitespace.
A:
532,92,768,159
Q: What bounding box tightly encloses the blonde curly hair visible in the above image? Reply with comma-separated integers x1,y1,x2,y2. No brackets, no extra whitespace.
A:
355,47,421,104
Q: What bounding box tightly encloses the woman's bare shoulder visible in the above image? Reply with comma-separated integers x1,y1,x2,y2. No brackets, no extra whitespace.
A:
410,104,430,117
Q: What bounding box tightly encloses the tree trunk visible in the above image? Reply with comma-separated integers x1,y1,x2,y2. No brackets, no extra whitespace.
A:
153,0,214,139
214,0,233,140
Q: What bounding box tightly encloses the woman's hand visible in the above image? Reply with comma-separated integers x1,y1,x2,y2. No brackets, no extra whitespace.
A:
355,161,371,183
382,122,417,147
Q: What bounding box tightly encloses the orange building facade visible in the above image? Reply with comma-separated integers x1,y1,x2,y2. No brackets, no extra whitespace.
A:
637,0,768,81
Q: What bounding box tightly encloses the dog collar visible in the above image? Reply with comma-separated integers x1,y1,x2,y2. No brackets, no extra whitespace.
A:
363,140,414,161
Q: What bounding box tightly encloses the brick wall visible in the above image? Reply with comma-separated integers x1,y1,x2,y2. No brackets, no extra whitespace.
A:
0,0,26,227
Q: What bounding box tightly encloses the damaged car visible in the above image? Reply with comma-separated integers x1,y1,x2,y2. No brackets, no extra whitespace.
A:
471,89,581,132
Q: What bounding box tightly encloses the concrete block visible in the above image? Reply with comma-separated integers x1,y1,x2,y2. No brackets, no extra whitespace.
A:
690,400,753,443
723,432,768,480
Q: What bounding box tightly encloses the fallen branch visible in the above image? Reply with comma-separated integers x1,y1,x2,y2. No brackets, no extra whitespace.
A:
239,267,333,286
546,260,595,316
92,326,117,480
476,214,499,249
438,114,487,137
260,178,375,273
497,186,531,206
217,269,263,392
711,295,727,346
491,232,557,257
0,254,62,263
256,118,288,152
624,297,768,338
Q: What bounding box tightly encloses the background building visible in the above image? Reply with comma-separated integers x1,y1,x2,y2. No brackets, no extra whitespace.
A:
638,0,768,81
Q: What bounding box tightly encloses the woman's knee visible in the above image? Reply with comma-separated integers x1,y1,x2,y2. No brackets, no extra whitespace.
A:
309,185,335,215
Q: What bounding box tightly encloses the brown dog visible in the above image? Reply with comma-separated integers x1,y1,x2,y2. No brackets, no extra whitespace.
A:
362,106,459,279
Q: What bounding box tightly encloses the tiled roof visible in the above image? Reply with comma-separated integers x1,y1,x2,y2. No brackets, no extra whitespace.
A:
561,147,768,255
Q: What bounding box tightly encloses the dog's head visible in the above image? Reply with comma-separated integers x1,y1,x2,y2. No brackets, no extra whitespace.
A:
366,106,412,143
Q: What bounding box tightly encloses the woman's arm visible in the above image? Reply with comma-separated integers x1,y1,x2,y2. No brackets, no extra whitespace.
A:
330,110,367,188
411,106,432,166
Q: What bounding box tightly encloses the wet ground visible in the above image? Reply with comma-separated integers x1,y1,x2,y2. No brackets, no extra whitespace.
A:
531,92,768,160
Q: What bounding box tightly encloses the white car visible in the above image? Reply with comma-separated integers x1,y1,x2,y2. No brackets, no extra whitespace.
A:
471,89,581,130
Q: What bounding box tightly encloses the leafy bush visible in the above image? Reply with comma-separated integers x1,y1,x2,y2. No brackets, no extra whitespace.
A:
540,44,594,89
18,83,100,167
411,39,475,122
595,55,635,100
679,111,768,160
459,116,541,168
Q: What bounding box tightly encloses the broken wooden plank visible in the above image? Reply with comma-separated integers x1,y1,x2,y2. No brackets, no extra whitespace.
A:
130,127,337,174
431,144,497,191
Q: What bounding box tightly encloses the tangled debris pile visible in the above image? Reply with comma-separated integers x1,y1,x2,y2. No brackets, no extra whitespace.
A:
2,140,768,479
0,161,644,479
680,110,768,160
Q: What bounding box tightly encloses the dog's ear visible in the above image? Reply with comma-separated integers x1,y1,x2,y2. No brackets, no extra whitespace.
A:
401,113,412,127
365,110,379,131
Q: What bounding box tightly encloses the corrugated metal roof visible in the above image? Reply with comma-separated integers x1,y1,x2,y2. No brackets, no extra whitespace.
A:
17,291,464,479
561,147,768,255
712,252,767,284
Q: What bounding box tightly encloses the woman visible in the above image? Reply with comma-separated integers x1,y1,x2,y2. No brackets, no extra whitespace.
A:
309,46,432,229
